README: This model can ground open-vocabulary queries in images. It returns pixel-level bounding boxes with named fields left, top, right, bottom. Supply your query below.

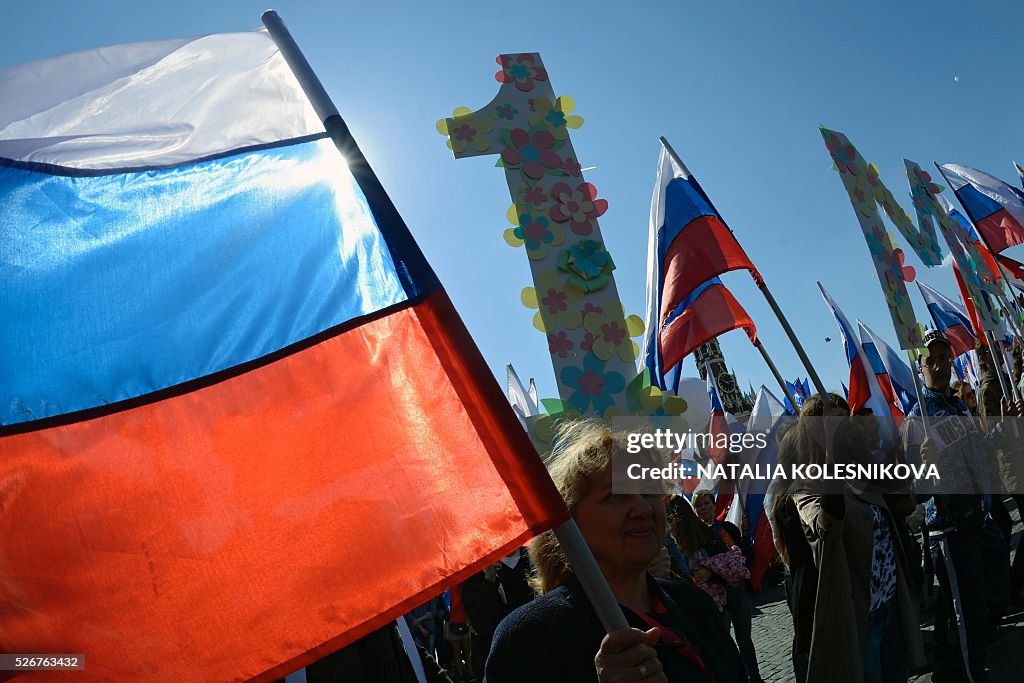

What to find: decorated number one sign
left=438, top=54, right=692, bottom=437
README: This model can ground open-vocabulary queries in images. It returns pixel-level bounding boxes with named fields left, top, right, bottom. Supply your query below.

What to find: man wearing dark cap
left=902, top=329, right=1021, bottom=682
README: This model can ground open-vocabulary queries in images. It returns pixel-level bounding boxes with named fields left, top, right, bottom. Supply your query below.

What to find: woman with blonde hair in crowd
left=485, top=419, right=745, bottom=682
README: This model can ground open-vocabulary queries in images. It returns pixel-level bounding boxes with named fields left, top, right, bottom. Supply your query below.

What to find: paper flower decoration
left=436, top=106, right=494, bottom=154
left=892, top=248, right=916, bottom=282
left=530, top=400, right=583, bottom=447
left=547, top=331, right=574, bottom=359
left=516, top=184, right=549, bottom=210
left=865, top=163, right=882, bottom=194
left=583, top=310, right=644, bottom=363
left=580, top=331, right=596, bottom=354
left=494, top=103, right=519, bottom=121
left=561, top=354, right=626, bottom=415
left=911, top=166, right=943, bottom=196
left=529, top=96, right=584, bottom=140
left=521, top=271, right=583, bottom=332
left=852, top=185, right=869, bottom=207
left=494, top=54, right=548, bottom=92
left=866, top=223, right=889, bottom=259
left=911, top=184, right=932, bottom=215
left=647, top=391, right=689, bottom=420
left=500, top=129, right=562, bottom=180
left=560, top=155, right=583, bottom=178
left=512, top=212, right=565, bottom=261
left=624, top=370, right=690, bottom=423
left=558, top=239, right=615, bottom=293
left=548, top=182, right=608, bottom=236
left=824, top=130, right=858, bottom=175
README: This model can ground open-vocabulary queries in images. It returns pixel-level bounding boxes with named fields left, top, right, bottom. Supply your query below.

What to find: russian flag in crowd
left=917, top=281, right=978, bottom=357
left=954, top=350, right=980, bottom=387
left=938, top=163, right=1024, bottom=254
left=0, top=32, right=568, bottom=681
left=857, top=328, right=906, bottom=425
left=642, top=142, right=758, bottom=389
left=739, top=387, right=788, bottom=590
left=818, top=284, right=895, bottom=438
left=997, top=253, right=1024, bottom=293
left=858, top=321, right=917, bottom=414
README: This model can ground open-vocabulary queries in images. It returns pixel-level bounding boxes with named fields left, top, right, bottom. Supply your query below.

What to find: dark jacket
left=306, top=623, right=419, bottom=683
left=463, top=551, right=534, bottom=682
left=773, top=495, right=817, bottom=656
left=462, top=551, right=533, bottom=641
left=485, top=574, right=745, bottom=682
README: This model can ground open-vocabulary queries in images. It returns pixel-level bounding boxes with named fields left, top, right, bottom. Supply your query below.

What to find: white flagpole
left=261, top=10, right=631, bottom=634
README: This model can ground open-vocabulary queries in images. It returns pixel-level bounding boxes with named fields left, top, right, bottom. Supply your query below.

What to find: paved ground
left=747, top=504, right=1024, bottom=682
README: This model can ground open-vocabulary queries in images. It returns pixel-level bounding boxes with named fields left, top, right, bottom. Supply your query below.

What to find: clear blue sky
left=4, top=1, right=1023, bottom=406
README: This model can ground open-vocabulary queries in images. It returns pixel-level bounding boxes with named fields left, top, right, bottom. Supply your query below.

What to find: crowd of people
left=288, top=328, right=1022, bottom=683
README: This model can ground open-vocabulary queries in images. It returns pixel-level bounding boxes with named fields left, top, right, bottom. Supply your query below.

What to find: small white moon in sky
left=954, top=75, right=960, bottom=82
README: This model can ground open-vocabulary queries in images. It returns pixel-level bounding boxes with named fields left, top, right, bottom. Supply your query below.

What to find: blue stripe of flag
left=955, top=184, right=1003, bottom=222
left=656, top=177, right=720, bottom=267
left=926, top=302, right=972, bottom=335
left=1, top=137, right=423, bottom=425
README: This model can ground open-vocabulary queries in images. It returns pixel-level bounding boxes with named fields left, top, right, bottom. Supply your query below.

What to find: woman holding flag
left=485, top=420, right=745, bottom=682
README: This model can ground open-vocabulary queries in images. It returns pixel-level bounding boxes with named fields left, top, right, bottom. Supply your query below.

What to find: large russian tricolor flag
left=917, top=281, right=978, bottom=357
left=642, top=143, right=758, bottom=388
left=0, top=32, right=567, bottom=682
left=938, top=163, right=1024, bottom=253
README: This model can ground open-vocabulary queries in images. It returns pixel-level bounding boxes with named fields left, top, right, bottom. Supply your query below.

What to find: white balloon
left=674, top=377, right=712, bottom=432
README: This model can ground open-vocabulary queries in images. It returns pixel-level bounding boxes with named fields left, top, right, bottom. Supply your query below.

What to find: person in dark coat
left=462, top=548, right=533, bottom=681
left=903, top=331, right=1021, bottom=682
left=304, top=621, right=453, bottom=683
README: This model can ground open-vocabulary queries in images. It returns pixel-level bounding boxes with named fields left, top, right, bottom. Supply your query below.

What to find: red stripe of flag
left=660, top=284, right=757, bottom=372
left=974, top=209, right=1024, bottom=254
left=660, top=215, right=757, bottom=325
left=953, top=261, right=986, bottom=343
left=0, top=291, right=569, bottom=682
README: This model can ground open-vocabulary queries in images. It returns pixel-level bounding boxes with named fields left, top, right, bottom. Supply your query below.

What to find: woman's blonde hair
left=527, top=419, right=657, bottom=595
